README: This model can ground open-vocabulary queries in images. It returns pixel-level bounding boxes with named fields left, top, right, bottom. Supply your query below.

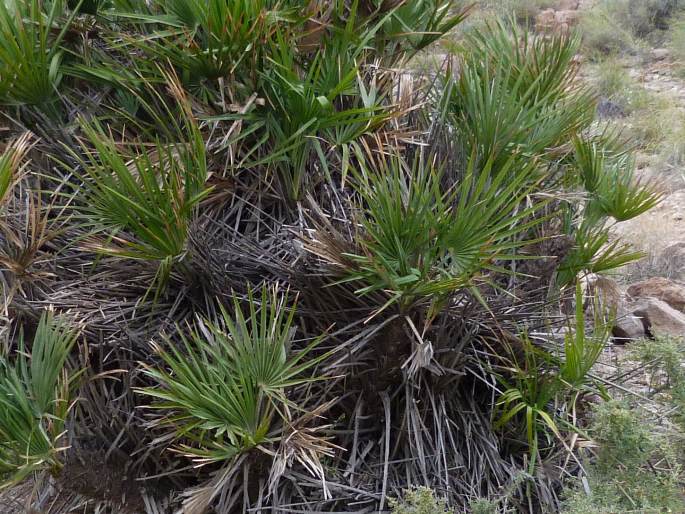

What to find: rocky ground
left=534, top=0, right=685, bottom=345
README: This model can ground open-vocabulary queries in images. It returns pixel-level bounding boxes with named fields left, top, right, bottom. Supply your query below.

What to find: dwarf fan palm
left=65, top=78, right=210, bottom=287
left=0, top=133, right=33, bottom=207
left=337, top=151, right=547, bottom=313
left=0, top=311, right=81, bottom=489
left=0, top=0, right=80, bottom=107
left=139, top=286, right=329, bottom=465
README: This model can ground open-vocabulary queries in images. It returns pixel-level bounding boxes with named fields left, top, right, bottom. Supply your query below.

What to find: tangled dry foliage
left=0, top=1, right=665, bottom=513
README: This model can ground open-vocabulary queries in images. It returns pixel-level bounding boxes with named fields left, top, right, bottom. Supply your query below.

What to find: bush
left=578, top=4, right=634, bottom=56
left=0, top=312, right=81, bottom=489
left=671, top=15, right=685, bottom=76
left=562, top=401, right=685, bottom=513
left=0, top=3, right=660, bottom=513
left=390, top=487, right=453, bottom=514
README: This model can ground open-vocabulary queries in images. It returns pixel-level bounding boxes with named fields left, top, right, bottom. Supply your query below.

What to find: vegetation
left=390, top=487, right=453, bottom=514
left=563, top=337, right=685, bottom=513
left=0, top=1, right=666, bottom=513
left=0, top=311, right=81, bottom=489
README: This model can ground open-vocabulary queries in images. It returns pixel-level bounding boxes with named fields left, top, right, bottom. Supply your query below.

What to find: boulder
left=584, top=275, right=623, bottom=311
left=536, top=9, right=557, bottom=31
left=627, top=277, right=685, bottom=312
left=658, top=242, right=685, bottom=281
left=555, top=10, right=581, bottom=26
left=612, top=312, right=646, bottom=343
left=536, top=9, right=581, bottom=33
left=556, top=0, right=580, bottom=9
left=632, top=298, right=685, bottom=338
left=651, top=48, right=670, bottom=61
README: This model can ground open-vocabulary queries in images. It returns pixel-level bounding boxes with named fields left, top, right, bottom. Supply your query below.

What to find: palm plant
left=335, top=150, right=546, bottom=312
left=253, top=30, right=389, bottom=201
left=445, top=20, right=595, bottom=171
left=496, top=284, right=611, bottom=467
left=556, top=138, right=662, bottom=285
left=139, top=286, right=328, bottom=465
left=121, top=0, right=301, bottom=89
left=573, top=137, right=662, bottom=223
left=0, top=2, right=664, bottom=511
left=560, top=283, right=611, bottom=388
left=377, top=0, right=469, bottom=55
left=0, top=0, right=79, bottom=107
left=0, top=311, right=81, bottom=489
left=65, top=80, right=210, bottom=286
left=495, top=336, right=563, bottom=468
left=557, top=224, right=644, bottom=286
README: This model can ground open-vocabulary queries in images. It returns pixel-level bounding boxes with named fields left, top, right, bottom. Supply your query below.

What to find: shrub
left=578, top=7, right=634, bottom=57
left=672, top=16, right=685, bottom=76
left=0, top=3, right=661, bottom=513
left=562, top=401, right=685, bottom=513
left=65, top=80, right=210, bottom=288
left=0, top=0, right=81, bottom=109
left=0, top=133, right=32, bottom=207
left=390, top=487, right=453, bottom=514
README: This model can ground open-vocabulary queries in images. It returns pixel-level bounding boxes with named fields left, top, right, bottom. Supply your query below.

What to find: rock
left=584, top=274, right=623, bottom=310
left=556, top=0, right=580, bottom=9
left=659, top=242, right=685, bottom=280
left=627, top=277, right=685, bottom=312
left=651, top=48, right=670, bottom=61
left=632, top=298, right=685, bottom=338
left=612, top=312, right=646, bottom=343
left=536, top=9, right=557, bottom=31
left=555, top=10, right=580, bottom=26
left=536, top=9, right=579, bottom=33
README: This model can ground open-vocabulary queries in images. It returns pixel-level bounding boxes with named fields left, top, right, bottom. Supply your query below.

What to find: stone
left=555, top=10, right=580, bottom=26
left=627, top=277, right=685, bottom=312
left=584, top=275, right=624, bottom=311
left=658, top=242, right=685, bottom=281
left=556, top=0, right=580, bottom=9
left=632, top=298, right=685, bottom=338
left=537, top=9, right=581, bottom=33
left=536, top=9, right=557, bottom=32
left=651, top=48, right=670, bottom=61
left=612, top=312, right=646, bottom=343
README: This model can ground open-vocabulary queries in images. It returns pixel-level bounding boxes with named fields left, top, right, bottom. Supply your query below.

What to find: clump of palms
left=0, top=3, right=663, bottom=513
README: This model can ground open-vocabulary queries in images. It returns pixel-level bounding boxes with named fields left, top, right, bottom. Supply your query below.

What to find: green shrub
left=579, top=0, right=684, bottom=57
left=0, top=133, right=32, bottom=208
left=671, top=16, right=685, bottom=76
left=578, top=8, right=634, bottom=57
left=139, top=286, right=328, bottom=465
left=66, top=81, right=210, bottom=288
left=631, top=337, right=685, bottom=428
left=0, top=3, right=663, bottom=512
left=390, top=487, right=453, bottom=514
left=562, top=401, right=685, bottom=513
left=0, top=0, right=76, bottom=107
